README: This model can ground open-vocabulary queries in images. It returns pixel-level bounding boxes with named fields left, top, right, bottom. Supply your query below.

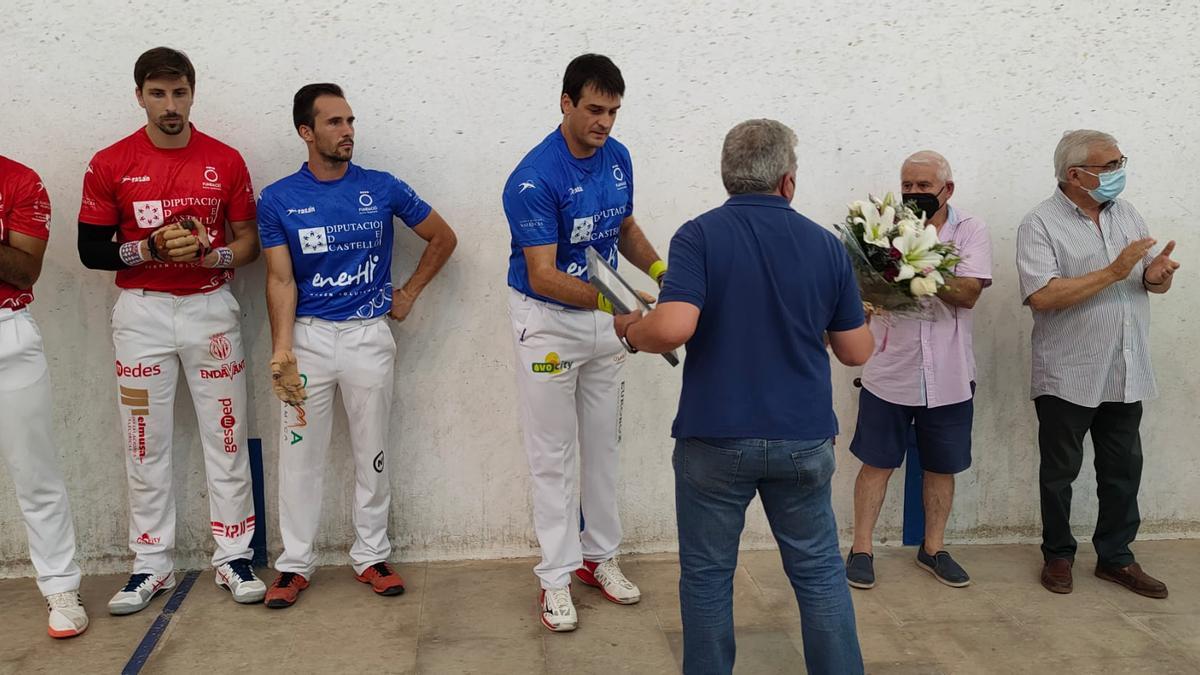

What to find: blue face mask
left=1081, top=167, right=1126, bottom=203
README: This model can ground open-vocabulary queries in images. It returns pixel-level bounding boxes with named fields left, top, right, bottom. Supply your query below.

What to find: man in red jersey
left=77, top=47, right=266, bottom=615
left=0, top=154, right=89, bottom=638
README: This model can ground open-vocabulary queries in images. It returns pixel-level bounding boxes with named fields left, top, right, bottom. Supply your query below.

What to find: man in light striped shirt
left=1017, top=130, right=1180, bottom=600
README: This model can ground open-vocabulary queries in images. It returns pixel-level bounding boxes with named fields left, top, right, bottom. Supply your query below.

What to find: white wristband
left=119, top=241, right=147, bottom=267
left=211, top=246, right=234, bottom=268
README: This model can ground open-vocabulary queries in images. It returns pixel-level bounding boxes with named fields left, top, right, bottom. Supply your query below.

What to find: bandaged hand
left=270, top=350, right=308, bottom=406
left=152, top=219, right=208, bottom=263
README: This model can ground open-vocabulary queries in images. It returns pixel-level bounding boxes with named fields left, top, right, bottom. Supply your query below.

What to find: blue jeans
left=674, top=437, right=863, bottom=675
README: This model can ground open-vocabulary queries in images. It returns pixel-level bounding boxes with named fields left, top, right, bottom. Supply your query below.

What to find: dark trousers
left=1034, top=395, right=1143, bottom=566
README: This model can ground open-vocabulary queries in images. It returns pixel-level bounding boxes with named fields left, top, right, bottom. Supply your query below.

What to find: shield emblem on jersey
left=133, top=200, right=165, bottom=229
left=570, top=216, right=595, bottom=244
left=299, top=227, right=328, bottom=254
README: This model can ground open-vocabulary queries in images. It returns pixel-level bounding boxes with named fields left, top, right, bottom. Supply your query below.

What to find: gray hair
left=1054, top=129, right=1118, bottom=182
left=902, top=150, right=953, bottom=182
left=721, top=119, right=798, bottom=195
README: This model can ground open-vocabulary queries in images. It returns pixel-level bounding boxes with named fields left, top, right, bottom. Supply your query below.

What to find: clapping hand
left=1144, top=240, right=1180, bottom=285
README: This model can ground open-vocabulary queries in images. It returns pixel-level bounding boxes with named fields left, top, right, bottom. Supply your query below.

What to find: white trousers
left=111, top=287, right=254, bottom=575
left=508, top=289, right=626, bottom=590
left=0, top=309, right=81, bottom=595
left=275, top=316, right=396, bottom=578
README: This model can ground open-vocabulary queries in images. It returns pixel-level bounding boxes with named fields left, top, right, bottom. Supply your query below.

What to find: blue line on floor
left=121, top=569, right=200, bottom=675
left=248, top=437, right=268, bottom=566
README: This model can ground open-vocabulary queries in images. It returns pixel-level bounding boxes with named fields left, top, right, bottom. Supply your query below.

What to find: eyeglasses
left=1074, top=156, right=1128, bottom=172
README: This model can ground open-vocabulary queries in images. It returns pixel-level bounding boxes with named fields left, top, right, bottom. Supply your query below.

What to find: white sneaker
left=539, top=586, right=578, bottom=632
left=215, top=558, right=267, bottom=604
left=108, top=572, right=176, bottom=616
left=576, top=558, right=641, bottom=605
left=46, top=591, right=88, bottom=638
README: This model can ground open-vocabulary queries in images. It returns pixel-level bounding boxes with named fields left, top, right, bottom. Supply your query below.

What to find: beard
left=155, top=115, right=186, bottom=136
left=318, top=139, right=353, bottom=163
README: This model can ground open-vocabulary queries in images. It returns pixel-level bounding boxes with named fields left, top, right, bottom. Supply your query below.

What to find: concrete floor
left=0, top=540, right=1197, bottom=674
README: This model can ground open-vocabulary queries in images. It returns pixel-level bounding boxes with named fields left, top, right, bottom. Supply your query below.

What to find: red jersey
left=79, top=124, right=257, bottom=295
left=0, top=155, right=51, bottom=311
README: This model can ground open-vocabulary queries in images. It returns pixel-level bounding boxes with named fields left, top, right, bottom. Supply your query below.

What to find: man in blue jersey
left=502, top=54, right=667, bottom=632
left=258, top=83, right=457, bottom=608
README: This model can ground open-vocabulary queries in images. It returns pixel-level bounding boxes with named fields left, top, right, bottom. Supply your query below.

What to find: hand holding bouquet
left=837, top=193, right=960, bottom=318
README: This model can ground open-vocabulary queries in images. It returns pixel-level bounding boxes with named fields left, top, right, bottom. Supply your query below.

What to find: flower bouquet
left=836, top=193, right=960, bottom=318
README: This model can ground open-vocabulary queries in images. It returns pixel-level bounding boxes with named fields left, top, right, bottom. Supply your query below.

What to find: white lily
left=892, top=224, right=944, bottom=281
left=859, top=202, right=895, bottom=248
left=895, top=216, right=921, bottom=238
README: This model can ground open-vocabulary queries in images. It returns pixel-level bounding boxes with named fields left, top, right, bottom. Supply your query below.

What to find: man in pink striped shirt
left=844, top=151, right=993, bottom=590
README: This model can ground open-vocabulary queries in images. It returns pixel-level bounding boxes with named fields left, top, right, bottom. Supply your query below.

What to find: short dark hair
left=293, top=83, right=345, bottom=131
left=134, top=47, right=195, bottom=90
left=562, top=54, right=624, bottom=105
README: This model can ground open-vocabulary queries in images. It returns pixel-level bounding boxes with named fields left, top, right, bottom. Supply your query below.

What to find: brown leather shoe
left=1095, top=562, right=1168, bottom=599
left=1041, top=558, right=1073, bottom=594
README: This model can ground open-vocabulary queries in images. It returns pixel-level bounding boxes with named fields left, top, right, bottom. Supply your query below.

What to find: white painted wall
left=2, top=0, right=1197, bottom=577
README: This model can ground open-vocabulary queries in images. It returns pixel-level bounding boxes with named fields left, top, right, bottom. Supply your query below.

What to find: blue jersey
left=502, top=128, right=634, bottom=306
left=258, top=162, right=431, bottom=320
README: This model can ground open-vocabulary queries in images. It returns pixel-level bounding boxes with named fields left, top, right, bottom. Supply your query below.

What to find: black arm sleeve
left=78, top=223, right=129, bottom=271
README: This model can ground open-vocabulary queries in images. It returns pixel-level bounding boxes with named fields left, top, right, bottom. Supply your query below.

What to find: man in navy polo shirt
left=258, top=83, right=457, bottom=608
left=616, top=119, right=874, bottom=674
left=502, top=54, right=667, bottom=633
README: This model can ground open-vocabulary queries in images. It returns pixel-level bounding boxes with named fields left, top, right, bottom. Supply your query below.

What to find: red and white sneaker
left=215, top=558, right=267, bottom=604
left=46, top=592, right=88, bottom=638
left=107, top=572, right=175, bottom=616
left=575, top=558, right=640, bottom=605
left=355, top=562, right=406, bottom=596
left=539, top=586, right=578, bottom=632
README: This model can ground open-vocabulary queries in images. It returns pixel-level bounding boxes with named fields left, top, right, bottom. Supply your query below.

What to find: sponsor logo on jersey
left=570, top=216, right=595, bottom=244
left=286, top=206, right=316, bottom=216
left=115, top=360, right=162, bottom=378
left=202, top=166, right=222, bottom=191
left=564, top=242, right=618, bottom=278
left=209, top=333, right=232, bottom=360
left=569, top=207, right=626, bottom=244
left=532, top=351, right=573, bottom=374
left=134, top=200, right=165, bottom=229
left=218, top=397, right=238, bottom=454
left=312, top=255, right=379, bottom=288
left=568, top=185, right=584, bottom=196
left=200, top=359, right=245, bottom=380
left=358, top=190, right=378, bottom=214
left=518, top=180, right=536, bottom=193
left=612, top=164, right=627, bottom=190
left=121, top=175, right=151, bottom=183
left=212, top=515, right=255, bottom=538
left=299, top=222, right=383, bottom=255
left=0, top=293, right=34, bottom=310
left=299, top=226, right=328, bottom=254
